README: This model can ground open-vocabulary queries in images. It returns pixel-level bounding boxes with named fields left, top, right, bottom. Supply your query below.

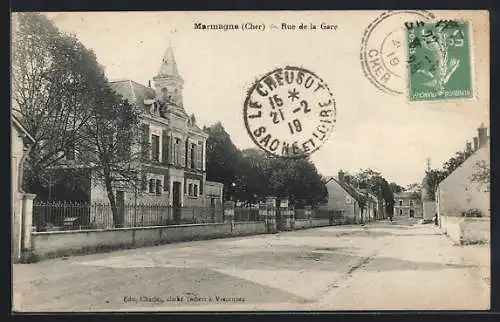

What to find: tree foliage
left=204, top=124, right=327, bottom=205
left=13, top=13, right=104, bottom=195
left=424, top=148, right=475, bottom=201
left=470, top=160, right=490, bottom=192
left=12, top=13, right=142, bottom=227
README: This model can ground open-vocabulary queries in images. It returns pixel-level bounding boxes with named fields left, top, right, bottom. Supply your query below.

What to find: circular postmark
left=243, top=66, right=336, bottom=159
left=360, top=10, right=436, bottom=95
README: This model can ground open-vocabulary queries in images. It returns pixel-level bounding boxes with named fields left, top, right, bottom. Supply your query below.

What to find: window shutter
left=162, top=130, right=169, bottom=164
left=197, top=142, right=202, bottom=170
left=180, top=139, right=186, bottom=167
left=186, top=140, right=192, bottom=168
left=140, top=124, right=150, bottom=162
left=169, top=135, right=173, bottom=164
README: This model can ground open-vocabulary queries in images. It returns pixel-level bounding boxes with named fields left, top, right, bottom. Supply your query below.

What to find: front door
left=172, top=182, right=181, bottom=224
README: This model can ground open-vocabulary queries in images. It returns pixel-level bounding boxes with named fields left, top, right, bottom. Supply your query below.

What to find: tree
left=13, top=13, right=144, bottom=227
left=78, top=86, right=142, bottom=227
left=12, top=13, right=102, bottom=197
left=423, top=169, right=447, bottom=201
left=204, top=122, right=241, bottom=200
left=443, top=151, right=468, bottom=174
left=470, top=160, right=490, bottom=192
left=389, top=182, right=404, bottom=194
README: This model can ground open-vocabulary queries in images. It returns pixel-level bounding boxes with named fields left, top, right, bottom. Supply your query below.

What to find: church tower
left=153, top=47, right=185, bottom=111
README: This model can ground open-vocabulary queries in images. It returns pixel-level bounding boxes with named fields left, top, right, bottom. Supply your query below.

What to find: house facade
left=324, top=171, right=378, bottom=223
left=436, top=124, right=490, bottom=219
left=393, top=191, right=423, bottom=219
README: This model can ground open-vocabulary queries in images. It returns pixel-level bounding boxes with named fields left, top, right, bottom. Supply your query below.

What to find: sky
left=37, top=11, right=489, bottom=187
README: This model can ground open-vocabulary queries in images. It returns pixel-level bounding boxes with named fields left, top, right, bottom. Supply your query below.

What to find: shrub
left=461, top=208, right=483, bottom=218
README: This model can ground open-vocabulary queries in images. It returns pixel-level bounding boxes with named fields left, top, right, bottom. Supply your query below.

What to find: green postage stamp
left=406, top=20, right=473, bottom=101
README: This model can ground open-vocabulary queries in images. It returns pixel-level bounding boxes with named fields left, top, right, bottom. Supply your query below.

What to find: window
left=410, top=200, right=414, bottom=207
left=399, top=209, right=402, bottom=215
left=149, top=179, right=155, bottom=193
left=151, top=135, right=160, bottom=162
left=156, top=179, right=162, bottom=195
left=399, top=200, right=403, bottom=206
left=193, top=184, right=198, bottom=197
left=188, top=183, right=193, bottom=196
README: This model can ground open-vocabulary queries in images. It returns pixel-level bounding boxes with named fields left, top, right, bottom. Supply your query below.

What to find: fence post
left=305, top=205, right=312, bottom=226
left=280, top=198, right=291, bottom=231
left=265, top=196, right=277, bottom=233
left=224, top=201, right=235, bottom=232
left=21, top=193, right=37, bottom=261
left=259, top=202, right=267, bottom=225
left=290, top=204, right=295, bottom=230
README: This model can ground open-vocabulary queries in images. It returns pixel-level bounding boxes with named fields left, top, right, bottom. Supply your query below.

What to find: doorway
left=172, top=181, right=181, bottom=224
left=410, top=209, right=415, bottom=218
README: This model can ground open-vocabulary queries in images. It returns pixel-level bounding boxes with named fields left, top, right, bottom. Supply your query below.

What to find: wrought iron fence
left=32, top=201, right=224, bottom=232
left=234, top=207, right=262, bottom=222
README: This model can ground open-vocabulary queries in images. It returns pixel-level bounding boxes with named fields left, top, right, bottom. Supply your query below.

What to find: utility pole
left=426, top=158, right=431, bottom=171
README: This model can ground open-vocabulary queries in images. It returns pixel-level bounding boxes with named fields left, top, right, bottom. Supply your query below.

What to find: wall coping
left=234, top=221, right=265, bottom=224
left=32, top=222, right=229, bottom=236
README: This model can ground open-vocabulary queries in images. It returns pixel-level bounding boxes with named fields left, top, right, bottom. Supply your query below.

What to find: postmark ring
left=360, top=10, right=436, bottom=95
left=243, top=66, right=336, bottom=159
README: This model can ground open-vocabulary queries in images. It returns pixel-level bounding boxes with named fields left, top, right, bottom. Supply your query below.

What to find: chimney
left=338, top=170, right=345, bottom=182
left=466, top=141, right=472, bottom=154
left=478, top=123, right=488, bottom=148
left=473, top=137, right=479, bottom=151
left=148, top=80, right=151, bottom=88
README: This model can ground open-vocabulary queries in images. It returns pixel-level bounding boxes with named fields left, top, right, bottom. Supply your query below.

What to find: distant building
left=323, top=171, right=379, bottom=223
left=436, top=123, right=490, bottom=219
left=393, top=191, right=422, bottom=218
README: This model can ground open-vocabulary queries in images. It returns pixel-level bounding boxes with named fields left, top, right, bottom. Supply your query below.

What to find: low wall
left=293, top=219, right=312, bottom=230
left=461, top=217, right=490, bottom=245
left=310, top=218, right=331, bottom=227
left=32, top=223, right=232, bottom=259
left=233, top=221, right=267, bottom=236
left=442, top=216, right=490, bottom=245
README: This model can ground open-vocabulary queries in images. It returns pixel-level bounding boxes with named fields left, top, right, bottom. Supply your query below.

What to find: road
left=12, top=218, right=490, bottom=311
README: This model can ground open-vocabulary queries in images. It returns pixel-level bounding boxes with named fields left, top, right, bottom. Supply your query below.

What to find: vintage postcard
left=11, top=10, right=490, bottom=312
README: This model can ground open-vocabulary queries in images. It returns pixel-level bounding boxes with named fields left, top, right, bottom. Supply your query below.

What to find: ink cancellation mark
left=244, top=66, right=336, bottom=159
left=406, top=20, right=473, bottom=101
left=360, top=10, right=435, bottom=95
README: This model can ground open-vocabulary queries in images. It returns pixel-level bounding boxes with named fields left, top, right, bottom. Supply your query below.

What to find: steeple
left=157, top=46, right=180, bottom=78
left=153, top=45, right=185, bottom=110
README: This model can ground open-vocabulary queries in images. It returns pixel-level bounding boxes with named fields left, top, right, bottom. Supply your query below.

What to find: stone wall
left=441, top=215, right=490, bottom=245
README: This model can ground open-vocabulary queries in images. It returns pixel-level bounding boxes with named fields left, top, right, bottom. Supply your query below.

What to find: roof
left=394, top=191, right=420, bottom=199
left=12, top=114, right=35, bottom=143
left=109, top=80, right=156, bottom=111
left=157, top=47, right=182, bottom=79
left=325, top=176, right=368, bottom=204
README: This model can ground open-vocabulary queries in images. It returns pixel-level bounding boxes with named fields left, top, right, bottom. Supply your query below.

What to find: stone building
left=57, top=46, right=223, bottom=209
left=436, top=123, right=490, bottom=244
left=393, top=191, right=422, bottom=219
left=323, top=171, right=379, bottom=223
left=436, top=123, right=490, bottom=219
